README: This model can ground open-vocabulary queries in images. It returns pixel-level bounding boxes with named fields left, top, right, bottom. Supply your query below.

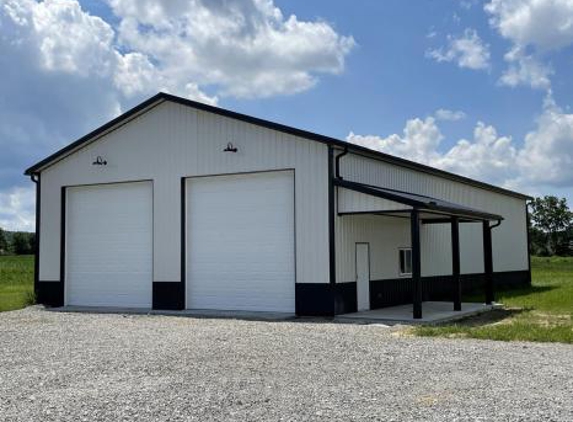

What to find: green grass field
left=415, top=256, right=573, bottom=344
left=0, top=255, right=35, bottom=312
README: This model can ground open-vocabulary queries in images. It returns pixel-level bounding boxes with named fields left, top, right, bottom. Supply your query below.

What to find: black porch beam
left=422, top=218, right=475, bottom=225
left=451, top=217, right=461, bottom=311
left=482, top=221, right=494, bottom=305
left=411, top=210, right=422, bottom=319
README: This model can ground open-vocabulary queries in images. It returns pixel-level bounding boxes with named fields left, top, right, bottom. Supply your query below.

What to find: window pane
left=399, top=250, right=405, bottom=274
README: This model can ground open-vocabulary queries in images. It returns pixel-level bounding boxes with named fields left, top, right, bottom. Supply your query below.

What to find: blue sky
left=1, top=0, right=573, bottom=230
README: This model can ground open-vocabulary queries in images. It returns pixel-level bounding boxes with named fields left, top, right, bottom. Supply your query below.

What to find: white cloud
left=348, top=117, right=444, bottom=165
left=347, top=94, right=573, bottom=195
left=427, top=28, right=490, bottom=70
left=485, top=0, right=573, bottom=51
left=498, top=47, right=553, bottom=89
left=0, top=0, right=354, bottom=230
left=107, top=0, right=355, bottom=99
left=434, top=108, right=467, bottom=121
left=434, top=122, right=518, bottom=183
left=517, top=93, right=573, bottom=186
left=0, top=186, right=35, bottom=232
left=485, top=0, right=573, bottom=89
left=347, top=118, right=516, bottom=186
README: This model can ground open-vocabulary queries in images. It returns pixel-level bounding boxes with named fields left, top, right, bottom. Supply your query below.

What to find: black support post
left=451, top=217, right=461, bottom=311
left=482, top=221, right=494, bottom=305
left=411, top=210, right=422, bottom=319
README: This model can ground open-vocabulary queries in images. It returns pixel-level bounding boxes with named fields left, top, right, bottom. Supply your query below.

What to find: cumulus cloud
left=434, top=108, right=467, bottom=121
left=485, top=0, right=573, bottom=89
left=485, top=0, right=573, bottom=51
left=426, top=28, right=490, bottom=70
left=348, top=117, right=444, bottom=165
left=517, top=93, right=573, bottom=187
left=348, top=117, right=516, bottom=186
left=498, top=47, right=553, bottom=89
left=347, top=94, right=573, bottom=194
left=0, top=0, right=354, bottom=230
left=108, top=0, right=355, bottom=99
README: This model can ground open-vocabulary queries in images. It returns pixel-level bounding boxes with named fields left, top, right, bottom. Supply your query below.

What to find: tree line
left=529, top=196, right=573, bottom=256
left=0, top=229, right=35, bottom=255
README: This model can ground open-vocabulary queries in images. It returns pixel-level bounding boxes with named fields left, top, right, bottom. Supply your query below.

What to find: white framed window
left=399, top=248, right=412, bottom=276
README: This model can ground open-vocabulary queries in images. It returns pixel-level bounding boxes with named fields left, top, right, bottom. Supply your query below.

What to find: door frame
left=182, top=169, right=296, bottom=311
left=355, top=242, right=371, bottom=311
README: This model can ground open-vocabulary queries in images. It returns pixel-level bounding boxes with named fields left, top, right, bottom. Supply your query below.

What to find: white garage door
left=66, top=181, right=153, bottom=308
left=186, top=171, right=295, bottom=312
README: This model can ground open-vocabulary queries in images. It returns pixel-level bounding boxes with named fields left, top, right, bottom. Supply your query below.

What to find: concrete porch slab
left=336, top=301, right=502, bottom=325
left=49, top=306, right=296, bottom=321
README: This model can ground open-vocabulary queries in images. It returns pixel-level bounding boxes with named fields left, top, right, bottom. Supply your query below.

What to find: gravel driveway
left=1, top=307, right=572, bottom=422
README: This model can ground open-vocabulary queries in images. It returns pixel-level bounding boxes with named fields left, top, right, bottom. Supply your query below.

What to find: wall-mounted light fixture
left=223, top=142, right=238, bottom=153
left=92, top=156, right=107, bottom=166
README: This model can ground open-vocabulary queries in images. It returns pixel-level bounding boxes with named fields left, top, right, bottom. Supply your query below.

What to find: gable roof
left=24, top=92, right=531, bottom=200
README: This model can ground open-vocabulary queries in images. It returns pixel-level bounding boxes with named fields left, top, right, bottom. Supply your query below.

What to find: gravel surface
left=1, top=306, right=572, bottom=422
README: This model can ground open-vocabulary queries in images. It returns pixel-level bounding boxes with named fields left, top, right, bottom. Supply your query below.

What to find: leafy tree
left=12, top=232, right=34, bottom=255
left=0, top=227, right=7, bottom=254
left=529, top=196, right=573, bottom=256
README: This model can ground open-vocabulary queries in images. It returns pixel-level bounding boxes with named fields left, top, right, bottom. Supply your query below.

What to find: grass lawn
left=415, top=256, right=573, bottom=344
left=0, top=255, right=35, bottom=312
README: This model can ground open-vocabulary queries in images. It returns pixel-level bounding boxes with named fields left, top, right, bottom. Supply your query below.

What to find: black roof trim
left=24, top=92, right=531, bottom=200
left=335, top=178, right=503, bottom=221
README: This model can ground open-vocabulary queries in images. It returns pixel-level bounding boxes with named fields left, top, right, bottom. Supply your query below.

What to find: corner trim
left=525, top=201, right=533, bottom=286
left=328, top=146, right=336, bottom=287
left=32, top=174, right=41, bottom=298
left=60, top=186, right=66, bottom=305
left=180, top=177, right=186, bottom=309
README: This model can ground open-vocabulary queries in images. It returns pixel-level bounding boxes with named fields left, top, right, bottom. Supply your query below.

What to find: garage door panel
left=186, top=171, right=295, bottom=313
left=66, top=182, right=152, bottom=308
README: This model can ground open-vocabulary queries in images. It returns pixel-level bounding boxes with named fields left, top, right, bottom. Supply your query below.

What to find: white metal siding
left=186, top=171, right=295, bottom=312
left=335, top=214, right=411, bottom=282
left=335, top=153, right=528, bottom=281
left=38, top=102, right=329, bottom=286
left=337, top=188, right=411, bottom=213
left=65, top=182, right=153, bottom=307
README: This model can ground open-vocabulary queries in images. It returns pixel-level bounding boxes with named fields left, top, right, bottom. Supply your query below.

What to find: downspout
left=525, top=200, right=533, bottom=286
left=30, top=173, right=40, bottom=301
left=484, top=218, right=502, bottom=305
left=335, top=146, right=348, bottom=180
left=328, top=146, right=348, bottom=315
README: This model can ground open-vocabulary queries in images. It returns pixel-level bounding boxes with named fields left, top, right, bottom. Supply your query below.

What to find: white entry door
left=186, top=171, right=295, bottom=312
left=66, top=181, right=153, bottom=308
left=356, top=243, right=370, bottom=311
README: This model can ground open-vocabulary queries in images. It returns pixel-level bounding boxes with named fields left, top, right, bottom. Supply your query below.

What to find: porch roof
left=334, top=179, right=503, bottom=222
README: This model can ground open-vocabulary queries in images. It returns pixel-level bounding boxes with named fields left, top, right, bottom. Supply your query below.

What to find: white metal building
left=26, top=93, right=531, bottom=317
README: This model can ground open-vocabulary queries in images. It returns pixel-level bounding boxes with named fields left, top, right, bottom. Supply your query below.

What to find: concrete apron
left=336, top=301, right=503, bottom=325
left=48, top=306, right=296, bottom=322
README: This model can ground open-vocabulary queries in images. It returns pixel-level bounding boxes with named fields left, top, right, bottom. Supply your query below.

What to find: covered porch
left=335, top=179, right=503, bottom=319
